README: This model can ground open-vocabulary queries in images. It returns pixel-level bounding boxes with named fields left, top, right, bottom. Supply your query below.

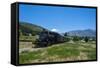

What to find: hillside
left=19, top=22, right=47, bottom=36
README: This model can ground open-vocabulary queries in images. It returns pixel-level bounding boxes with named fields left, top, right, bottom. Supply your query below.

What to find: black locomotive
left=34, top=29, right=65, bottom=47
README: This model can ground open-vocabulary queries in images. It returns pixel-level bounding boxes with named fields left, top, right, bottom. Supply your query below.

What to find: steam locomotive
left=35, top=29, right=65, bottom=47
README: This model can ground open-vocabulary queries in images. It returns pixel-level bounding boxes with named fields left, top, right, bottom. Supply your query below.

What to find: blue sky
left=19, top=4, right=96, bottom=33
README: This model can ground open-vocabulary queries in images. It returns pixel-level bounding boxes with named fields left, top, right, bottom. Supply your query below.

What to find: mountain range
left=66, top=29, right=96, bottom=37
left=19, top=22, right=96, bottom=37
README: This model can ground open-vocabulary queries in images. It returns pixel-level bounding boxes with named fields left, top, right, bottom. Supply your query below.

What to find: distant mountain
left=65, top=29, right=96, bottom=37
left=19, top=22, right=48, bottom=36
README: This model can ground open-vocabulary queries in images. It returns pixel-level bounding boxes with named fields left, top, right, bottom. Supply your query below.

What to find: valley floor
left=19, top=41, right=96, bottom=64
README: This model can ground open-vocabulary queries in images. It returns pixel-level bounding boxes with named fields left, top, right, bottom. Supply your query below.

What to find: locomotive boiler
left=35, top=29, right=65, bottom=47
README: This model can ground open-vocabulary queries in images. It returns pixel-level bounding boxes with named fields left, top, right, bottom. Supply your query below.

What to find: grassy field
left=19, top=41, right=96, bottom=64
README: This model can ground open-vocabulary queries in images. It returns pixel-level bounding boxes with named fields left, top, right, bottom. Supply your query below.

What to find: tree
left=84, top=37, right=89, bottom=42
left=64, top=37, right=70, bottom=42
left=80, top=37, right=84, bottom=40
left=64, top=32, right=68, bottom=36
left=73, top=36, right=80, bottom=42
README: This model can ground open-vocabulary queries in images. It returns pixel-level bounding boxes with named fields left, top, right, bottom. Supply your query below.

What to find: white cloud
left=51, top=28, right=58, bottom=32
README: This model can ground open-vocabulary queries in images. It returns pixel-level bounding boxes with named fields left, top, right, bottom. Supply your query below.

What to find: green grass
left=19, top=50, right=43, bottom=63
left=19, top=41, right=96, bottom=64
left=46, top=43, right=80, bottom=57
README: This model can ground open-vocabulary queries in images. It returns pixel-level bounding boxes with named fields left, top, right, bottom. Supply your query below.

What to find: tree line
left=64, top=33, right=96, bottom=42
